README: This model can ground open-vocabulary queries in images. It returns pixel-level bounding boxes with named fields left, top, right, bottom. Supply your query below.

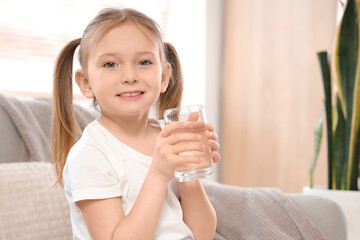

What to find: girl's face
left=76, top=22, right=171, bottom=121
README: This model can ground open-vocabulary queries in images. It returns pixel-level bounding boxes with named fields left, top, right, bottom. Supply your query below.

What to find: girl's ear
left=75, top=70, right=95, bottom=98
left=161, top=62, right=172, bottom=93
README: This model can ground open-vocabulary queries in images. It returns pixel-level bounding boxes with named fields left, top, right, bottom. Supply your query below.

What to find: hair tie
left=78, top=38, right=82, bottom=45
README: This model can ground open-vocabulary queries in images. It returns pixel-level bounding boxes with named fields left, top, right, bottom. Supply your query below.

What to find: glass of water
left=163, top=105, right=214, bottom=182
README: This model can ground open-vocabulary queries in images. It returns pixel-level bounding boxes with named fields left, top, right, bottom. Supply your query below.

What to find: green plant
left=310, top=0, right=360, bottom=190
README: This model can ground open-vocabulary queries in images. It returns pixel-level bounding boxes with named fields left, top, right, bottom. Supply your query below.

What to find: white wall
left=205, top=0, right=224, bottom=181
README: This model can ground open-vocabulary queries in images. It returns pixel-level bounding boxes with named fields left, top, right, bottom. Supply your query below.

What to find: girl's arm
left=77, top=170, right=169, bottom=240
left=180, top=180, right=217, bottom=239
left=77, top=122, right=207, bottom=240
left=180, top=124, right=221, bottom=239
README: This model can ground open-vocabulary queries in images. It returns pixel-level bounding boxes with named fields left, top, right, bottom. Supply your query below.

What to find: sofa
left=0, top=94, right=347, bottom=240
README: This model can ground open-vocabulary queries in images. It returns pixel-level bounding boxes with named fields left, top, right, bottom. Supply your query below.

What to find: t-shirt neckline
left=94, top=118, right=161, bottom=159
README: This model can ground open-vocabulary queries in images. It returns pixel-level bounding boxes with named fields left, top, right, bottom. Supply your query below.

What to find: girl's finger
left=171, top=142, right=206, bottom=155
left=161, top=121, right=207, bottom=138
left=166, top=132, right=202, bottom=145
left=206, top=123, right=214, bottom=131
left=208, top=139, right=220, bottom=152
left=187, top=112, right=199, bottom=122
left=207, top=131, right=218, bottom=141
left=211, top=151, right=221, bottom=164
left=173, top=155, right=206, bottom=169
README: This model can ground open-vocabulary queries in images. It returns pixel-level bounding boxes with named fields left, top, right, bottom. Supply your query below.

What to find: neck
left=98, top=110, right=161, bottom=157
left=98, top=112, right=151, bottom=139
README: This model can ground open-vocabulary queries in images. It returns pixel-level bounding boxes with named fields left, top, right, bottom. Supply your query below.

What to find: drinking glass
left=163, top=105, right=214, bottom=182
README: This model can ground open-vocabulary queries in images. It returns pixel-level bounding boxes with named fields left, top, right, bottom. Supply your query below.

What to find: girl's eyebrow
left=97, top=51, right=157, bottom=59
left=135, top=51, right=156, bottom=56
left=96, top=53, right=119, bottom=59
left=132, top=51, right=158, bottom=58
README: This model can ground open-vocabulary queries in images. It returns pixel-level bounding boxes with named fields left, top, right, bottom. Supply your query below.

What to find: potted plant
left=310, top=0, right=359, bottom=191
left=305, top=0, right=360, bottom=238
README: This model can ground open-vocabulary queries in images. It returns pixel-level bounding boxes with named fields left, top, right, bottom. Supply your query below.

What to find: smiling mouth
left=117, top=91, right=144, bottom=97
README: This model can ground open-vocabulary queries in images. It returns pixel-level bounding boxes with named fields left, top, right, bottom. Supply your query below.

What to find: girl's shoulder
left=71, top=119, right=112, bottom=154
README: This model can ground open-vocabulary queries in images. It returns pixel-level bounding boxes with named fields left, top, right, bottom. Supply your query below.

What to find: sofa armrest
left=287, top=194, right=347, bottom=240
left=0, top=162, right=72, bottom=239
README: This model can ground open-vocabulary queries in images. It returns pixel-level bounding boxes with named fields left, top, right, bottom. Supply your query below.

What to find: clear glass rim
left=163, top=104, right=204, bottom=115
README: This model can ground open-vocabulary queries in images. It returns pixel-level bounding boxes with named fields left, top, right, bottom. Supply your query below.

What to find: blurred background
left=0, top=0, right=341, bottom=192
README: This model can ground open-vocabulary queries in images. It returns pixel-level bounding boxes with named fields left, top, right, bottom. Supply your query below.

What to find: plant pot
left=303, top=186, right=360, bottom=240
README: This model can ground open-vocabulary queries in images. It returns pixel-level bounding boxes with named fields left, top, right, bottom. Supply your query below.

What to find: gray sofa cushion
left=0, top=162, right=72, bottom=239
left=203, top=181, right=346, bottom=240
left=0, top=94, right=97, bottom=163
left=0, top=104, right=20, bottom=163
left=0, top=162, right=347, bottom=240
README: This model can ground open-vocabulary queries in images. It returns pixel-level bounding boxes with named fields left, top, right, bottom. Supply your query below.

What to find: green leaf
left=310, top=108, right=324, bottom=188
left=333, top=0, right=359, bottom=119
left=347, top=41, right=360, bottom=190
left=333, top=98, right=346, bottom=189
left=318, top=51, right=333, bottom=189
left=332, top=0, right=360, bottom=190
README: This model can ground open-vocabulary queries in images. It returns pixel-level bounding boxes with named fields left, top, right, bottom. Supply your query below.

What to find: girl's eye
left=103, top=62, right=118, bottom=68
left=138, top=60, right=151, bottom=66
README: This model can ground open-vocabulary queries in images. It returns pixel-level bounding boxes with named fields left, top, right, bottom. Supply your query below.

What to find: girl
left=52, top=8, right=220, bottom=240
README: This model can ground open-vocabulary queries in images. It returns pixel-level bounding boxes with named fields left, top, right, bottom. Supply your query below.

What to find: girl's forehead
left=93, top=22, right=160, bottom=55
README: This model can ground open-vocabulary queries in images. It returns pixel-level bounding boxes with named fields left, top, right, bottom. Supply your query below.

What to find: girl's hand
left=188, top=112, right=221, bottom=163
left=151, top=121, right=208, bottom=182
left=206, top=124, right=221, bottom=164
left=187, top=112, right=221, bottom=164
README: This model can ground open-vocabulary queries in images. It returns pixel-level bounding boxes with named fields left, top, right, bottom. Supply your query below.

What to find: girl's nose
left=121, top=65, right=138, bottom=84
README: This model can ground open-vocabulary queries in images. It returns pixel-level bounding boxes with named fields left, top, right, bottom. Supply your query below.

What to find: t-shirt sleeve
left=65, top=141, right=126, bottom=203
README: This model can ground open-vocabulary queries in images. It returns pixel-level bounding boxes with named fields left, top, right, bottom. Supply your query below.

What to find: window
left=0, top=0, right=206, bottom=106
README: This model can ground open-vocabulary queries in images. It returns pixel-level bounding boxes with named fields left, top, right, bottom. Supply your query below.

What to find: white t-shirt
left=63, top=119, right=194, bottom=240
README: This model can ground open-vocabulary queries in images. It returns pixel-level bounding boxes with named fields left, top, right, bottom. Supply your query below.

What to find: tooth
left=120, top=92, right=141, bottom=97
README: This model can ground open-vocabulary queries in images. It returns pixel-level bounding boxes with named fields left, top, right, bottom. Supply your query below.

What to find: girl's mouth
left=117, top=91, right=144, bottom=100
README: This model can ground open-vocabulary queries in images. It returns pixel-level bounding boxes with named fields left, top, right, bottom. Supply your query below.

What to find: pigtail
left=52, top=38, right=81, bottom=186
left=157, top=42, right=184, bottom=119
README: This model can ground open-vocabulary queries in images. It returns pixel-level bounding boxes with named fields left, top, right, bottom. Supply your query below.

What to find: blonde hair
left=52, top=8, right=183, bottom=185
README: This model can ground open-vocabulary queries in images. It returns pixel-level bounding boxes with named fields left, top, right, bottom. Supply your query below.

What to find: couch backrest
left=0, top=104, right=20, bottom=163
left=0, top=94, right=98, bottom=164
